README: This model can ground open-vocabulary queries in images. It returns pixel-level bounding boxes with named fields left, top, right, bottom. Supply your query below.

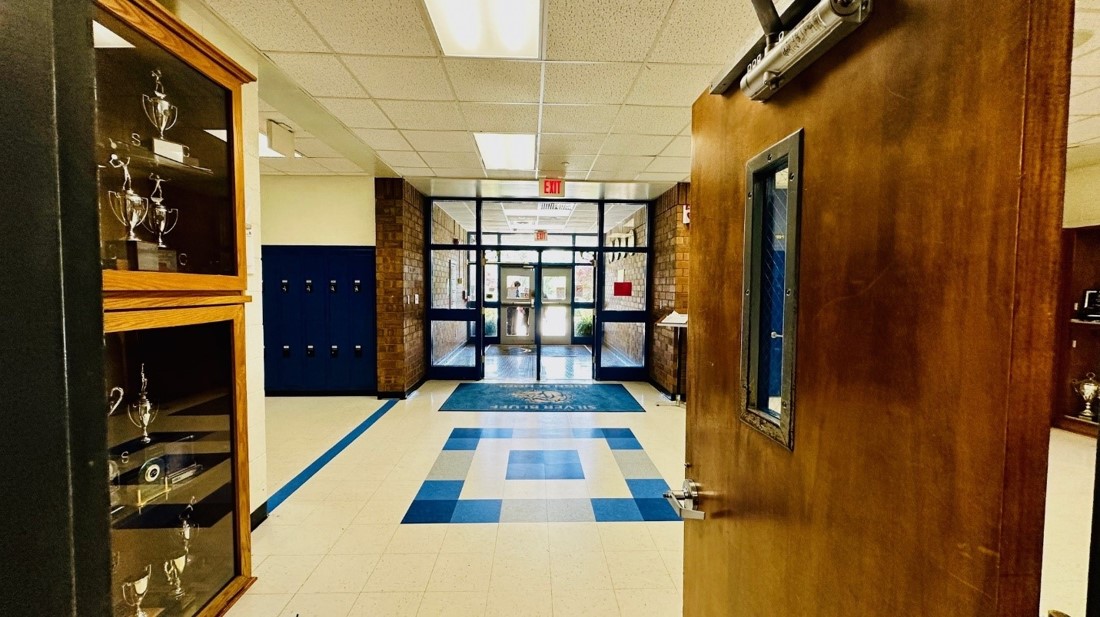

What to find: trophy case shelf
left=1053, top=226, right=1100, bottom=438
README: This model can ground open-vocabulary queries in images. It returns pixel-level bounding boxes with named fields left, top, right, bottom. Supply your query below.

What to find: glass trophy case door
left=501, top=267, right=535, bottom=346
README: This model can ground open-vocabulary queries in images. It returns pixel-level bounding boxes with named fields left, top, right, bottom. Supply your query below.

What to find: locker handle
left=305, top=279, right=313, bottom=293
left=280, top=280, right=288, bottom=293
left=330, top=280, right=337, bottom=293
left=282, top=345, right=290, bottom=358
left=354, top=345, right=363, bottom=358
left=306, top=344, right=315, bottom=357
left=331, top=345, right=339, bottom=358
left=353, top=280, right=362, bottom=293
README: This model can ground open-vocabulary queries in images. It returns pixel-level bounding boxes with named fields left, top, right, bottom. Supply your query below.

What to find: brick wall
left=375, top=178, right=427, bottom=395
left=649, top=183, right=690, bottom=394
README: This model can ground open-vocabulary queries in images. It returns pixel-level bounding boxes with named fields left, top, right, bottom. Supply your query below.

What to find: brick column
left=648, top=182, right=690, bottom=396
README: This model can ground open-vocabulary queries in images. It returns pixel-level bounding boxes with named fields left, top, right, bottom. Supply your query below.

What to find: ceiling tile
left=444, top=59, right=542, bottom=103
left=613, top=105, right=690, bottom=135
left=461, top=103, right=540, bottom=133
left=1074, top=11, right=1100, bottom=60
left=1068, top=115, right=1100, bottom=145
left=1074, top=47, right=1100, bottom=76
left=315, top=158, right=365, bottom=173
left=422, top=151, right=483, bottom=168
left=541, top=104, right=620, bottom=134
left=344, top=56, right=454, bottom=101
left=207, top=0, right=328, bottom=52
left=600, top=134, right=674, bottom=156
left=591, top=155, right=654, bottom=172
left=263, top=156, right=333, bottom=174
left=432, top=168, right=487, bottom=179
left=293, top=0, right=436, bottom=56
left=376, top=100, right=466, bottom=130
left=660, top=135, right=692, bottom=157
left=293, top=137, right=341, bottom=158
left=317, top=98, right=393, bottom=129
left=393, top=167, right=436, bottom=177
left=636, top=171, right=688, bottom=182
left=1072, top=84, right=1100, bottom=116
left=587, top=171, right=636, bottom=182
left=265, top=53, right=366, bottom=98
left=628, top=63, right=723, bottom=107
left=545, top=0, right=673, bottom=62
left=544, top=63, right=642, bottom=104
left=402, top=130, right=476, bottom=152
left=486, top=170, right=539, bottom=180
left=646, top=156, right=691, bottom=173
left=649, top=0, right=758, bottom=64
left=1071, top=75, right=1100, bottom=97
left=377, top=150, right=428, bottom=168
left=354, top=128, right=413, bottom=151
left=259, top=98, right=277, bottom=112
left=539, top=154, right=596, bottom=174
left=540, top=133, right=607, bottom=156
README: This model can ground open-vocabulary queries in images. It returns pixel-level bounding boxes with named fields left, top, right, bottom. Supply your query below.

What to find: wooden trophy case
left=94, top=0, right=255, bottom=615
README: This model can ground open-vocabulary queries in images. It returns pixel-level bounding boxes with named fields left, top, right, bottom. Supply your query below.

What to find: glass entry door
left=500, top=266, right=535, bottom=346
left=540, top=267, right=573, bottom=345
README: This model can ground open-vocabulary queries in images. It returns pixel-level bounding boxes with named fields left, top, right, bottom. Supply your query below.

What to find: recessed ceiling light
left=424, top=0, right=541, bottom=59
left=475, top=133, right=535, bottom=170
left=93, top=21, right=135, bottom=49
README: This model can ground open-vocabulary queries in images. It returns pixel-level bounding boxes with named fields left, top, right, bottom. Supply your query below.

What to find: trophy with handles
left=127, top=364, right=158, bottom=443
left=1073, top=372, right=1100, bottom=420
left=107, top=155, right=149, bottom=241
left=142, top=70, right=191, bottom=164
left=164, top=552, right=188, bottom=601
left=121, top=565, right=151, bottom=617
left=142, top=174, right=178, bottom=248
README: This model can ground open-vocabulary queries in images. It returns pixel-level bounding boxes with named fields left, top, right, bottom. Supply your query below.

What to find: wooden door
left=684, top=1, right=1072, bottom=615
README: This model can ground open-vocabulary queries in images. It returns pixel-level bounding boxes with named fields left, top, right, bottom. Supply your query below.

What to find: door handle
left=306, top=344, right=315, bottom=357
left=305, top=279, right=313, bottom=293
left=664, top=479, right=705, bottom=520
left=353, top=280, right=361, bottom=293
left=280, top=280, right=288, bottom=293
left=330, top=280, right=337, bottom=293
left=770, top=331, right=783, bottom=339
left=330, top=345, right=339, bottom=358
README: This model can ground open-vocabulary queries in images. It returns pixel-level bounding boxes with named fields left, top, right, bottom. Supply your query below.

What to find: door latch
left=280, top=280, right=289, bottom=293
left=330, top=345, right=339, bottom=358
left=330, top=280, right=337, bottom=293
left=664, top=479, right=705, bottom=520
left=305, top=279, right=313, bottom=293
left=306, top=344, right=315, bottom=357
left=353, top=280, right=361, bottom=293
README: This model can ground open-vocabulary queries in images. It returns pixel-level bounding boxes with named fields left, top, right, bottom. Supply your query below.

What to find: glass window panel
left=575, top=235, right=598, bottom=247
left=431, top=250, right=470, bottom=309
left=574, top=265, right=594, bottom=303
left=542, top=306, right=570, bottom=337
left=575, top=250, right=596, bottom=265
left=543, top=275, right=569, bottom=301
left=601, top=322, right=645, bottom=367
left=485, top=249, right=500, bottom=263
left=503, top=305, right=533, bottom=337
left=500, top=249, right=538, bottom=263
left=431, top=321, right=476, bottom=366
left=602, top=252, right=647, bottom=311
left=753, top=166, right=789, bottom=419
left=603, top=203, right=648, bottom=248
left=504, top=274, right=532, bottom=300
left=573, top=308, right=594, bottom=337
left=483, top=234, right=499, bottom=245
left=484, top=308, right=499, bottom=337
left=542, top=249, right=573, bottom=263
left=431, top=201, right=475, bottom=245
left=484, top=264, right=499, bottom=302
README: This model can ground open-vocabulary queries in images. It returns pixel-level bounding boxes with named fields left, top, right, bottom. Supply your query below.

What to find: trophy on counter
left=164, top=552, right=188, bottom=601
left=1073, top=372, right=1100, bottom=421
left=107, top=155, right=149, bottom=241
left=108, top=386, right=124, bottom=417
left=121, top=565, right=151, bottom=617
left=127, top=364, right=158, bottom=443
left=142, top=174, right=178, bottom=248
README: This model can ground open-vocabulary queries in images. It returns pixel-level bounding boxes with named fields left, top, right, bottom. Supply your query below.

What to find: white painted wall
left=167, top=0, right=269, bottom=512
left=261, top=176, right=377, bottom=246
left=1064, top=163, right=1100, bottom=228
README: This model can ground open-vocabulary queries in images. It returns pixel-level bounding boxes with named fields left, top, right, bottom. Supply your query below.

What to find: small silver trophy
left=143, top=70, right=178, bottom=140
left=121, top=565, right=151, bottom=617
left=1073, top=372, right=1100, bottom=421
left=142, top=174, right=178, bottom=248
left=164, top=552, right=188, bottom=601
left=178, top=496, right=197, bottom=550
left=107, top=155, right=149, bottom=241
left=107, top=386, right=124, bottom=417
left=127, top=364, right=158, bottom=443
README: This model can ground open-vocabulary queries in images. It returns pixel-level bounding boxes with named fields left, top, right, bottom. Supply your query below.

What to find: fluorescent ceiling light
left=424, top=0, right=541, bottom=59
left=204, top=130, right=304, bottom=158
left=93, top=21, right=134, bottom=49
left=475, top=133, right=535, bottom=170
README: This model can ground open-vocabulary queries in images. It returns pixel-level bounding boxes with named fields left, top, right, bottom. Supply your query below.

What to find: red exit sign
left=540, top=178, right=565, bottom=198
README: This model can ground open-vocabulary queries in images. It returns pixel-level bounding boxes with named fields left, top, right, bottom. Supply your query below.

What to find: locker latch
left=305, top=279, right=313, bottom=293
left=354, top=344, right=363, bottom=358
left=282, top=345, right=290, bottom=357
left=306, top=344, right=315, bottom=357
left=353, top=280, right=361, bottom=293
left=330, top=280, right=337, bottom=293
left=280, top=280, right=288, bottom=293
left=331, top=345, right=339, bottom=358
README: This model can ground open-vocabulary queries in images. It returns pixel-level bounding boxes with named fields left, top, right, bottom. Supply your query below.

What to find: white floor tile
left=426, top=552, right=494, bottom=592
left=249, top=555, right=323, bottom=595
left=552, top=589, right=620, bottom=617
left=276, top=592, right=358, bottom=617
left=416, top=591, right=488, bottom=616
left=364, top=554, right=438, bottom=592
left=348, top=592, right=423, bottom=617
left=299, top=553, right=381, bottom=593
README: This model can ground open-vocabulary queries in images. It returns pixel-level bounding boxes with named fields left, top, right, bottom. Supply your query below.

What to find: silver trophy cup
left=127, top=364, right=158, bottom=443
left=143, top=175, right=178, bottom=248
left=107, top=155, right=149, bottom=241
left=142, top=70, right=178, bottom=140
left=164, top=552, right=188, bottom=600
left=121, top=565, right=152, bottom=617
left=107, top=386, right=124, bottom=417
left=1073, top=372, right=1100, bottom=420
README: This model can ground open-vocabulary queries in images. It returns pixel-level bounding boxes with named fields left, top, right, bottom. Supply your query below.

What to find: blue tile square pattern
left=402, top=427, right=678, bottom=524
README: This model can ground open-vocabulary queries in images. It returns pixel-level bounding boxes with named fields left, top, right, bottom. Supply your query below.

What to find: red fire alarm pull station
left=540, top=178, right=565, bottom=198
left=613, top=281, right=632, bottom=297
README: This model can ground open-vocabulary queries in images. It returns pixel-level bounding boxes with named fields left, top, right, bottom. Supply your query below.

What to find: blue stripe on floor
left=268, top=399, right=399, bottom=512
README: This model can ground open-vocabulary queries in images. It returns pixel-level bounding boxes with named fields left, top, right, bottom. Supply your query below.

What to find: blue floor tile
left=626, top=479, right=670, bottom=499
left=450, top=428, right=484, bottom=438
left=571, top=428, right=605, bottom=438
left=402, top=499, right=458, bottom=524
left=443, top=437, right=480, bottom=450
left=451, top=499, right=502, bottom=523
left=506, top=463, right=546, bottom=480
left=480, top=428, right=514, bottom=438
left=606, top=437, right=643, bottom=450
left=543, top=462, right=585, bottom=479
left=415, top=480, right=464, bottom=500
left=591, top=498, right=644, bottom=522
left=601, top=428, right=635, bottom=438
left=636, top=498, right=680, bottom=521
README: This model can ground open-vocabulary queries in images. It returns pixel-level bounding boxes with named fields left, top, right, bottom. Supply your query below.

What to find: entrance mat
left=439, top=383, right=644, bottom=412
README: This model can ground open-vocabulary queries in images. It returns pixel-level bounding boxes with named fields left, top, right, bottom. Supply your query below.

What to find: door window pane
left=543, top=275, right=569, bottom=301
left=601, top=322, right=645, bottom=367
left=484, top=264, right=499, bottom=302
left=602, top=252, right=646, bottom=311
left=432, top=202, right=475, bottom=245
left=484, top=308, right=499, bottom=337
left=504, top=306, right=533, bottom=337
left=542, top=306, right=570, bottom=337
left=431, top=321, right=476, bottom=367
left=753, top=167, right=789, bottom=419
left=504, top=274, right=532, bottom=300
left=431, top=250, right=470, bottom=309
left=543, top=249, right=573, bottom=263
left=573, top=308, right=594, bottom=337
left=574, top=265, right=594, bottom=302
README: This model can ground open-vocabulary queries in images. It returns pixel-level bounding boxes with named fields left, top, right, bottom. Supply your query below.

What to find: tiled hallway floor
left=231, top=381, right=686, bottom=617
